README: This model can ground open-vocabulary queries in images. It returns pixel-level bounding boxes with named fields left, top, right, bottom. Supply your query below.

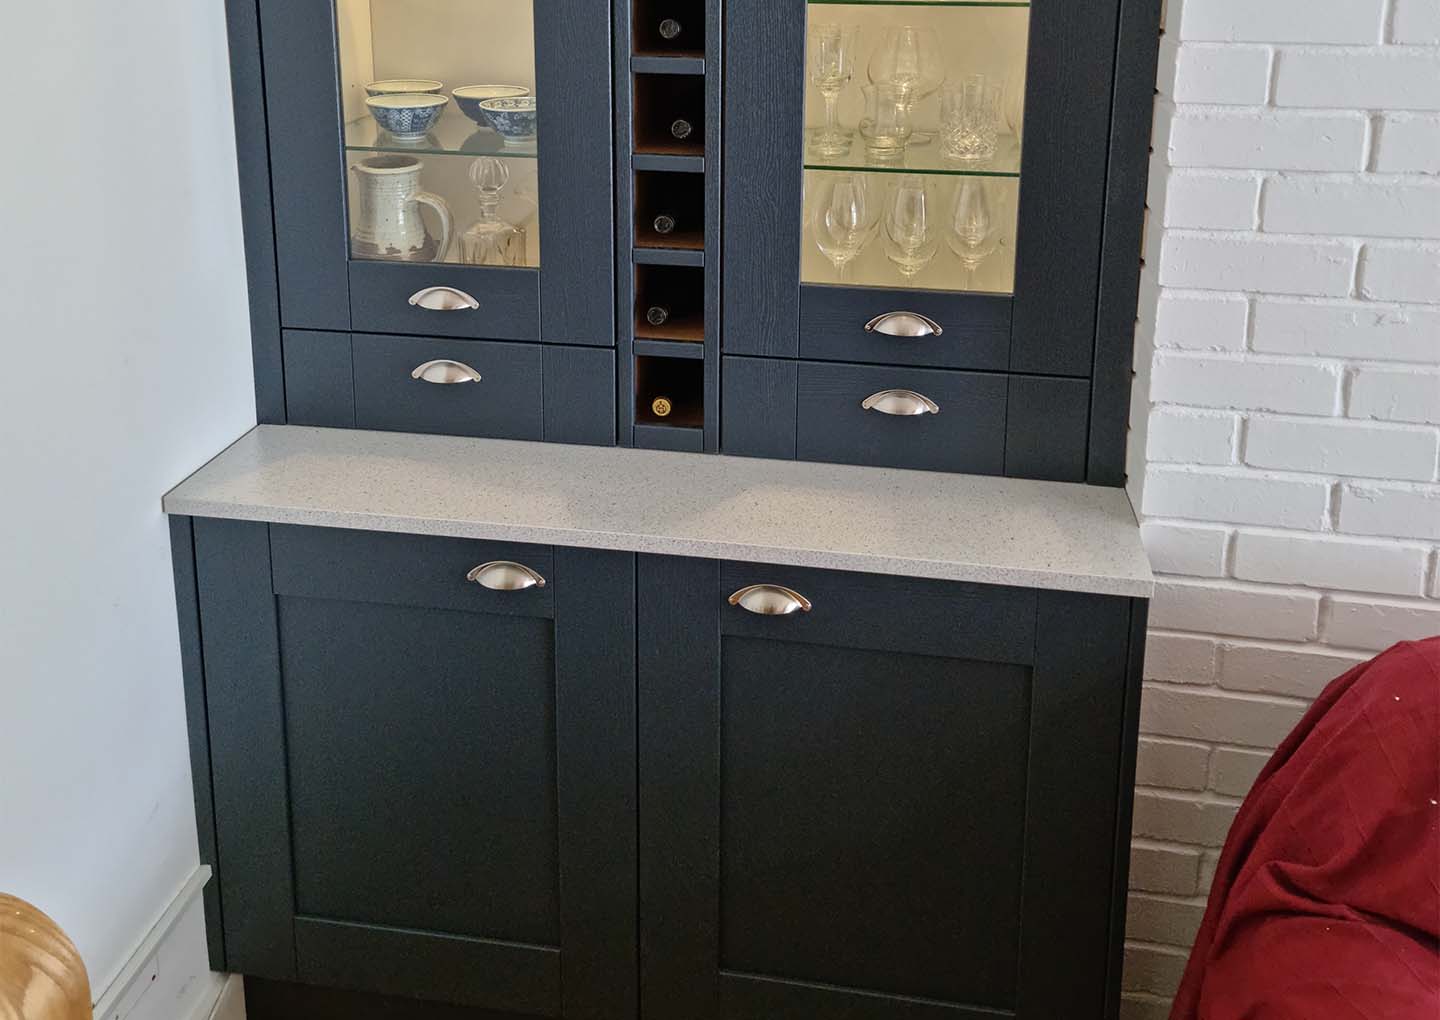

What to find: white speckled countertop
left=163, top=426, right=1153, bottom=597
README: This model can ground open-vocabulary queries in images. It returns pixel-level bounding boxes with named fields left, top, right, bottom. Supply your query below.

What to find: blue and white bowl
left=365, top=94, right=448, bottom=140
left=477, top=97, right=538, bottom=144
left=453, top=85, right=529, bottom=127
left=365, top=79, right=444, bottom=98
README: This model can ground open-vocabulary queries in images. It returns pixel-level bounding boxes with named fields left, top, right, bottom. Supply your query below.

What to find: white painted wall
left=0, top=0, right=255, bottom=999
left=1123, top=0, right=1440, bottom=1014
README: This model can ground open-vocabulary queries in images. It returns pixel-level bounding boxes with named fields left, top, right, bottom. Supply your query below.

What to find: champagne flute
left=811, top=173, right=877, bottom=282
left=882, top=175, right=938, bottom=280
left=808, top=24, right=860, bottom=157
left=867, top=26, right=944, bottom=145
left=947, top=179, right=1001, bottom=289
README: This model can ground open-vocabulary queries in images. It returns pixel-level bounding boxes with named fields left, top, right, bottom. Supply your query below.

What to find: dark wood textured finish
left=718, top=562, right=1036, bottom=664
left=192, top=518, right=295, bottom=980
left=703, top=0, right=724, bottom=451
left=544, top=346, right=618, bottom=446
left=1010, top=0, right=1124, bottom=377
left=720, top=356, right=798, bottom=460
left=796, top=361, right=1008, bottom=475
left=1005, top=375, right=1091, bottom=482
left=224, top=0, right=284, bottom=422
left=535, top=0, right=615, bottom=346
left=1090, top=0, right=1164, bottom=485
left=799, top=286, right=1012, bottom=372
left=552, top=547, right=639, bottom=1020
left=720, top=973, right=1009, bottom=1020
left=167, top=516, right=226, bottom=972
left=349, top=264, right=540, bottom=343
left=282, top=330, right=354, bottom=428
left=633, top=423, right=705, bottom=452
left=721, top=0, right=804, bottom=357
left=293, top=919, right=561, bottom=1015
left=1106, top=599, right=1150, bottom=1019
left=352, top=334, right=543, bottom=440
left=1015, top=591, right=1134, bottom=1019
left=269, top=525, right=553, bottom=616
left=256, top=0, right=349, bottom=331
left=638, top=556, right=721, bottom=1020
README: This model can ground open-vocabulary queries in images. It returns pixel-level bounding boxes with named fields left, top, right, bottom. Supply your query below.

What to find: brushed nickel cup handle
left=467, top=562, right=547, bottom=591
left=861, top=389, right=941, bottom=416
left=411, top=360, right=483, bottom=384
left=409, top=286, right=480, bottom=311
left=728, top=585, right=813, bottom=616
left=864, top=311, right=943, bottom=338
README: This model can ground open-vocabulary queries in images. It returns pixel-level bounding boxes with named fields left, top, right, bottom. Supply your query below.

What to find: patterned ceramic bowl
left=365, top=94, right=448, bottom=139
left=477, top=97, right=538, bottom=144
left=453, top=85, right=530, bottom=127
left=365, top=79, right=444, bottom=97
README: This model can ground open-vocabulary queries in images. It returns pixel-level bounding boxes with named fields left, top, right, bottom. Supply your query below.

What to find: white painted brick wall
left=1123, top=1, right=1440, bottom=1012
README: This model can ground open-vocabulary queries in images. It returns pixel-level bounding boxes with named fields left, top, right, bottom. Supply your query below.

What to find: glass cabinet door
left=725, top=0, right=1122, bottom=377
left=259, top=0, right=613, bottom=345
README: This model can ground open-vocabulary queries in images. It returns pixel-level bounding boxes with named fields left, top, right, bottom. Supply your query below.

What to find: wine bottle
left=670, top=118, right=693, bottom=141
left=652, top=214, right=677, bottom=236
left=645, top=305, right=670, bottom=326
left=658, top=18, right=682, bottom=41
left=651, top=396, right=674, bottom=418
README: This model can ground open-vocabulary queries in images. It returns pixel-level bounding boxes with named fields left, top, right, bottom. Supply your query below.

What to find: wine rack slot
left=635, top=264, right=704, bottom=342
left=633, top=0, right=705, bottom=57
left=634, top=74, right=705, bottom=156
left=635, top=171, right=705, bottom=250
left=636, top=355, right=704, bottom=428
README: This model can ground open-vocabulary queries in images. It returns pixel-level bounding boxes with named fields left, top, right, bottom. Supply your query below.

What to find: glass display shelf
left=344, top=107, right=537, bottom=159
left=805, top=131, right=1020, bottom=177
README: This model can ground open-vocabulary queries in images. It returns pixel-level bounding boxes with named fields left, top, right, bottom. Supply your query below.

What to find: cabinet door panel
left=639, top=556, right=1138, bottom=1020
left=799, top=286, right=1011, bottom=372
left=194, top=522, right=636, bottom=1017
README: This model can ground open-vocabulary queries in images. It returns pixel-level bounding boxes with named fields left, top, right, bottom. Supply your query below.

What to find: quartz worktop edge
left=163, top=426, right=1155, bottom=598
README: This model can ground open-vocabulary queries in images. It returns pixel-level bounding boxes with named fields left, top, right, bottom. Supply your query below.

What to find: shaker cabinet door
left=257, top=0, right=614, bottom=346
left=723, top=0, right=1123, bottom=377
left=638, top=557, right=1141, bottom=1020
left=194, top=520, right=636, bottom=1018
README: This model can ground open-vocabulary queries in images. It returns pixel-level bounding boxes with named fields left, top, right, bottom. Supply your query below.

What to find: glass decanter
left=459, top=157, right=525, bottom=267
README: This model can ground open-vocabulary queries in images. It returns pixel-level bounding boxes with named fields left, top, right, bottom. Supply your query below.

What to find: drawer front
left=270, top=525, right=554, bottom=617
left=353, top=334, right=543, bottom=440
left=719, top=562, right=1038, bottom=665
left=798, top=285, right=1011, bottom=372
left=796, top=360, right=1008, bottom=475
left=349, top=262, right=540, bottom=342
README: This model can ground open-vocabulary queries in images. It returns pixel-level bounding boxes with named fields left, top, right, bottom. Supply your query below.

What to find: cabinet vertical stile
left=620, top=0, right=721, bottom=451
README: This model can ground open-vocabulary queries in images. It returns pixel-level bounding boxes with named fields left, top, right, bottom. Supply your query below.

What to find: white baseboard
left=92, top=866, right=235, bottom=1020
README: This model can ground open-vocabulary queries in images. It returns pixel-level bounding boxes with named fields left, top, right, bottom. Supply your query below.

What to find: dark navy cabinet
left=181, top=520, right=638, bottom=1018
left=174, top=518, right=1146, bottom=1020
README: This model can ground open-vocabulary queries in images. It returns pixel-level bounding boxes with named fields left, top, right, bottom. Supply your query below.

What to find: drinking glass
left=808, top=24, right=860, bottom=157
left=867, top=27, right=944, bottom=145
left=859, top=83, right=912, bottom=160
left=941, top=75, right=1003, bottom=163
left=947, top=179, right=1001, bottom=287
left=882, top=176, right=938, bottom=280
left=811, top=173, right=878, bottom=282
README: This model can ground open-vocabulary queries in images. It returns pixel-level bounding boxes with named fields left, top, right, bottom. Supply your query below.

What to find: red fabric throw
left=1171, top=637, right=1440, bottom=1020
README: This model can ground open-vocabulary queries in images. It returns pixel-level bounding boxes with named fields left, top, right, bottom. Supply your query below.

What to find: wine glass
left=867, top=26, right=944, bottom=145
left=811, top=173, right=878, bottom=282
left=808, top=24, right=860, bottom=157
left=882, top=175, right=938, bottom=280
left=947, top=179, right=1001, bottom=289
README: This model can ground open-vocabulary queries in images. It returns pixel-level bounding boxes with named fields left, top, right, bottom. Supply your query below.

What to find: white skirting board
left=91, top=865, right=239, bottom=1020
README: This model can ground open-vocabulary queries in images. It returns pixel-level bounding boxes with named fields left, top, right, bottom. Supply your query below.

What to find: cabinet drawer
left=719, top=562, right=1037, bottom=665
left=796, top=360, right=1007, bottom=475
left=353, top=334, right=542, bottom=440
left=349, top=262, right=540, bottom=342
left=799, top=285, right=1011, bottom=372
left=270, top=525, right=554, bottom=617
